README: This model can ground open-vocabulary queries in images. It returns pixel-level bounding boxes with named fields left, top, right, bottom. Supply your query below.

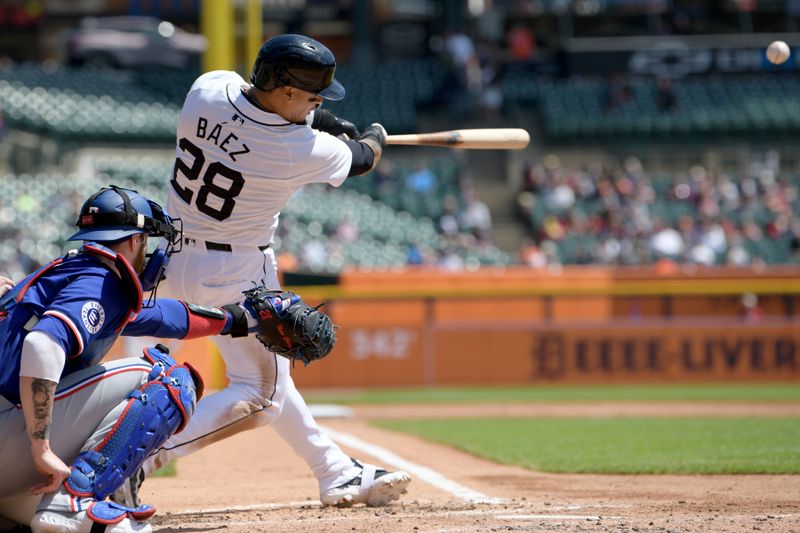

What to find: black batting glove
left=359, top=123, right=387, bottom=149
left=311, top=109, right=360, bottom=139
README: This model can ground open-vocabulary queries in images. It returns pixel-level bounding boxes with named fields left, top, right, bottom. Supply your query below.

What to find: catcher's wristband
left=221, top=303, right=248, bottom=337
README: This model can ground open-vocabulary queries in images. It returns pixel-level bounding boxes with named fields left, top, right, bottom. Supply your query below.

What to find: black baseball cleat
left=320, top=459, right=412, bottom=507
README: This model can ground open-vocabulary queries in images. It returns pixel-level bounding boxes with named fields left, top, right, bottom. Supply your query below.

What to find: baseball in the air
left=767, top=40, right=791, bottom=65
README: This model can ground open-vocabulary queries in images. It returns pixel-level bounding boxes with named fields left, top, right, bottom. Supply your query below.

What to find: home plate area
left=143, top=408, right=800, bottom=532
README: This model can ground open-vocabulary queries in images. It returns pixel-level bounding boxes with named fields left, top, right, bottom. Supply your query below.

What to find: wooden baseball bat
left=386, top=128, right=530, bottom=150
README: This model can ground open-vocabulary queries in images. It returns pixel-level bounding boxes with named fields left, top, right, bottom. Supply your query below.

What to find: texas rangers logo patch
left=81, top=301, right=105, bottom=333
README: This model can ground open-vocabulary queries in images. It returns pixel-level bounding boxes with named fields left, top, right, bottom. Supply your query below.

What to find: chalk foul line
left=319, top=424, right=506, bottom=505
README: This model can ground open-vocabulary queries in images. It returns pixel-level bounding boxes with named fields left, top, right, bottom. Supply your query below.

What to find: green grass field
left=150, top=462, right=176, bottom=477
left=375, top=417, right=800, bottom=474
left=305, top=383, right=800, bottom=404
left=306, top=384, right=800, bottom=474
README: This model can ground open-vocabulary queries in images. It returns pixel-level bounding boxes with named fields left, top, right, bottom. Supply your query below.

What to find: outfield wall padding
left=113, top=266, right=800, bottom=387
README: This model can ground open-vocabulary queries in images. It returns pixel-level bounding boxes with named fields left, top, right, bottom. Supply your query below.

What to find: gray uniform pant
left=0, top=357, right=152, bottom=527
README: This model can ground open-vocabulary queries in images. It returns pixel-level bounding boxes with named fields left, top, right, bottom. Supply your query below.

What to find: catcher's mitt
left=242, top=286, right=336, bottom=365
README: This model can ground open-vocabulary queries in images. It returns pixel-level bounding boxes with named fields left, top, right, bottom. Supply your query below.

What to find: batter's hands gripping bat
left=386, top=128, right=530, bottom=150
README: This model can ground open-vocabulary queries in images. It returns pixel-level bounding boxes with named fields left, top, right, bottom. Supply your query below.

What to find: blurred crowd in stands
left=428, top=172, right=496, bottom=270
left=603, top=73, right=678, bottom=115
left=3, top=12, right=800, bottom=278
left=0, top=154, right=506, bottom=281
left=277, top=159, right=500, bottom=273
left=3, top=148, right=800, bottom=280
left=516, top=153, right=800, bottom=268
left=0, top=1, right=42, bottom=29
left=430, top=24, right=531, bottom=126
left=0, top=183, right=84, bottom=280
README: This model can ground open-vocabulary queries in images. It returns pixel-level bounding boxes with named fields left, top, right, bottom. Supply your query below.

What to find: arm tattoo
left=30, top=378, right=55, bottom=440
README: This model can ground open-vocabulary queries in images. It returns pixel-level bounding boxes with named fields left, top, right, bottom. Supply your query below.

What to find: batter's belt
left=184, top=238, right=270, bottom=253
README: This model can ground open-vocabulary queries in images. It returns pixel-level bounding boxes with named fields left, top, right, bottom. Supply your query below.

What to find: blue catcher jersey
left=0, top=245, right=191, bottom=405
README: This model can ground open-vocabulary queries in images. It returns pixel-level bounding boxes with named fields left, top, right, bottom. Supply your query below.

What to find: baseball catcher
left=241, top=287, right=336, bottom=366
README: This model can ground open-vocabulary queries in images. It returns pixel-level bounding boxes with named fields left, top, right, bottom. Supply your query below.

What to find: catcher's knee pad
left=142, top=343, right=205, bottom=409
left=65, top=345, right=201, bottom=500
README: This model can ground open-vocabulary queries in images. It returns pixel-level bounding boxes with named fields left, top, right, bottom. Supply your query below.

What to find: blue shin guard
left=65, top=346, right=201, bottom=504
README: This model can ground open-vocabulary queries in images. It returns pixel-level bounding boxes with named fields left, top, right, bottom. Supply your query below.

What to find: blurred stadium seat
left=0, top=150, right=511, bottom=281
left=537, top=74, right=800, bottom=141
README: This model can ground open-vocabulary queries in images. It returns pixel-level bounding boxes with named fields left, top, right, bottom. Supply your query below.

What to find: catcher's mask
left=69, top=185, right=183, bottom=301
left=250, top=33, right=345, bottom=101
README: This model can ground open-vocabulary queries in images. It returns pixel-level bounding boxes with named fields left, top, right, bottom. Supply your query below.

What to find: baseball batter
left=0, top=186, right=295, bottom=532
left=129, top=34, right=411, bottom=507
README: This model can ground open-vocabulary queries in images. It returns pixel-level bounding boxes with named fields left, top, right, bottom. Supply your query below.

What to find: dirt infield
left=146, top=402, right=800, bottom=532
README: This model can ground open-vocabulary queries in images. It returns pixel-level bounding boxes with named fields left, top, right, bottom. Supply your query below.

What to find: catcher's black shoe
left=320, top=459, right=411, bottom=507
left=110, top=466, right=146, bottom=508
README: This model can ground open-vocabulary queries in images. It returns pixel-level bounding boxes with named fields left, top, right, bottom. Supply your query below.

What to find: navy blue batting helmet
left=250, top=34, right=345, bottom=101
left=69, top=186, right=177, bottom=243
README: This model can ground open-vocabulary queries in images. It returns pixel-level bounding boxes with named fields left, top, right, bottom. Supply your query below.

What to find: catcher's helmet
left=250, top=33, right=345, bottom=101
left=69, top=185, right=177, bottom=243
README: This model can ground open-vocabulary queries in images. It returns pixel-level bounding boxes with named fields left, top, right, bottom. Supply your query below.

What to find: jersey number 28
left=170, top=138, right=245, bottom=221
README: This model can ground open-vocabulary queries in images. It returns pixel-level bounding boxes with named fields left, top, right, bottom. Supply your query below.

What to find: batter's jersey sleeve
left=167, top=70, right=353, bottom=247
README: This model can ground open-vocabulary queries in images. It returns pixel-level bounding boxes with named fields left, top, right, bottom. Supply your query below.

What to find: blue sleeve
left=122, top=298, right=189, bottom=338
left=41, top=275, right=129, bottom=357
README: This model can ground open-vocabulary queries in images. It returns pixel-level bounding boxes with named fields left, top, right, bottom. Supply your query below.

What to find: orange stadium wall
left=110, top=266, right=800, bottom=387
left=290, top=266, right=800, bottom=388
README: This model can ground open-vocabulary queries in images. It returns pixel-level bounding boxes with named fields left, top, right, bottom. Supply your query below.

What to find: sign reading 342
left=349, top=328, right=417, bottom=361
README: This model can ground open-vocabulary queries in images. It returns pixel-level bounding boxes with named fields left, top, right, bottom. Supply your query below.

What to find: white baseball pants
left=142, top=242, right=357, bottom=491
